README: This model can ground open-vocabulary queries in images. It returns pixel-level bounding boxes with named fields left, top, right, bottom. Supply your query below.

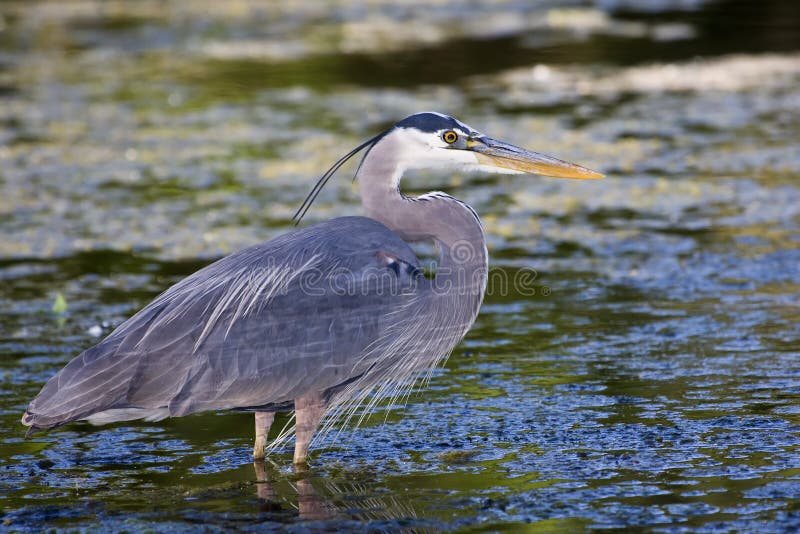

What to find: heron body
left=23, top=112, right=601, bottom=464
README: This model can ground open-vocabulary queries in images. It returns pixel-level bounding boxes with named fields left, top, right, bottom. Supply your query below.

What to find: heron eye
left=442, top=130, right=458, bottom=144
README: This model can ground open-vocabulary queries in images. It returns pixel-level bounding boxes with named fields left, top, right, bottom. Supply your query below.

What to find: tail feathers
left=22, top=381, right=127, bottom=433
left=21, top=411, right=33, bottom=426
left=21, top=334, right=141, bottom=434
left=21, top=411, right=41, bottom=437
left=22, top=406, right=171, bottom=436
left=21, top=409, right=77, bottom=436
left=21, top=406, right=91, bottom=435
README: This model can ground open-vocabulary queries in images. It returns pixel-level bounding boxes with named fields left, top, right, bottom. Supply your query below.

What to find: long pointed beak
left=468, top=136, right=604, bottom=180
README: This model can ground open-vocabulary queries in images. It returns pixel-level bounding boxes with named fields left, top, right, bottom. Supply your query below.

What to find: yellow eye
left=442, top=130, right=458, bottom=144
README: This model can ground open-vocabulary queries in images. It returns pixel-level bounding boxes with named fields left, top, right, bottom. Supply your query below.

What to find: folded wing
left=23, top=217, right=424, bottom=431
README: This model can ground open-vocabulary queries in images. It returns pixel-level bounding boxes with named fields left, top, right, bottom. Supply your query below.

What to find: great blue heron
left=22, top=112, right=602, bottom=465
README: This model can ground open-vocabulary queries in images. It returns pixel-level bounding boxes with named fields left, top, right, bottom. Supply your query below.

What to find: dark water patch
left=0, top=84, right=19, bottom=97
left=169, top=0, right=800, bottom=99
left=614, top=0, right=800, bottom=52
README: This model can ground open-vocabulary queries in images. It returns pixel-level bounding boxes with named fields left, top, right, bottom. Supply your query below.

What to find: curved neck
left=357, top=134, right=488, bottom=302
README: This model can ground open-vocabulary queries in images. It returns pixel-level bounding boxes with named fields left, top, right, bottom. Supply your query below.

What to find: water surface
left=1, top=0, right=799, bottom=531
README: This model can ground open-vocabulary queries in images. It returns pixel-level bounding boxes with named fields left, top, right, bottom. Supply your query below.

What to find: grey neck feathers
left=358, top=133, right=488, bottom=302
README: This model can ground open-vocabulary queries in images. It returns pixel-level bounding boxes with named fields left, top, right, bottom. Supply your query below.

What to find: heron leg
left=253, top=411, right=275, bottom=460
left=293, top=393, right=326, bottom=465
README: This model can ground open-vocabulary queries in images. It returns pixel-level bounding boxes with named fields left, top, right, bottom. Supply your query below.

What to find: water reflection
left=252, top=462, right=336, bottom=520
left=252, top=461, right=422, bottom=528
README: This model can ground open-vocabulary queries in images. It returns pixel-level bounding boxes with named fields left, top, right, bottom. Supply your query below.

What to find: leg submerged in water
left=253, top=411, right=275, bottom=460
left=293, top=393, right=326, bottom=466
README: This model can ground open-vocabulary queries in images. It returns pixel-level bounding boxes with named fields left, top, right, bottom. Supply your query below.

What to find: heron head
left=387, top=111, right=603, bottom=179
left=293, top=112, right=602, bottom=224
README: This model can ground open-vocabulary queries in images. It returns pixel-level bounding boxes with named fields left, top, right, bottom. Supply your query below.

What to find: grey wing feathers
left=23, top=216, right=422, bottom=430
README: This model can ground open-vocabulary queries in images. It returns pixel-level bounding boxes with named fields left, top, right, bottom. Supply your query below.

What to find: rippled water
left=1, top=0, right=799, bottom=531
